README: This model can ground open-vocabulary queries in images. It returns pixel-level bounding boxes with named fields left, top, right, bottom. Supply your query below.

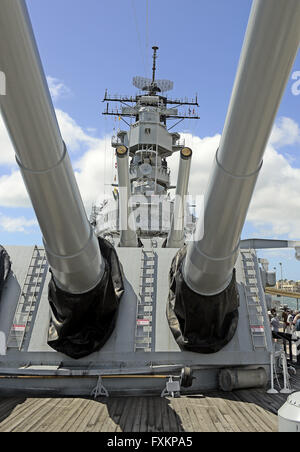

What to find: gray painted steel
left=0, top=0, right=104, bottom=294
left=166, top=150, right=192, bottom=248
left=0, top=245, right=273, bottom=395
left=116, top=150, right=138, bottom=247
left=0, top=0, right=297, bottom=397
left=183, top=0, right=300, bottom=296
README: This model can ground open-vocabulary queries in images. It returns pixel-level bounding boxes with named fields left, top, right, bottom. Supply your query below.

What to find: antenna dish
left=156, top=79, right=174, bottom=93
left=133, top=76, right=174, bottom=93
left=133, top=76, right=151, bottom=91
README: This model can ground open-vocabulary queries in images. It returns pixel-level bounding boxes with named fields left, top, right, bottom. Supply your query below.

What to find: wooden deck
left=0, top=371, right=299, bottom=432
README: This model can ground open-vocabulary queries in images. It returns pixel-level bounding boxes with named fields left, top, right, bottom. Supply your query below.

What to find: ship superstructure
left=93, top=46, right=199, bottom=246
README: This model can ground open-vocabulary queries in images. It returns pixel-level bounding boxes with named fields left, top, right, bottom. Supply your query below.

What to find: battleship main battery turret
left=0, top=0, right=300, bottom=397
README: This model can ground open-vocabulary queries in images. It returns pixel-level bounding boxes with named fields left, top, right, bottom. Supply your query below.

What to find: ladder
left=134, top=250, right=156, bottom=352
left=7, top=246, right=48, bottom=350
left=241, top=249, right=267, bottom=350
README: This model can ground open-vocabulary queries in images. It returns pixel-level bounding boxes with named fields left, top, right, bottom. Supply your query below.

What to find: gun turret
left=167, top=0, right=300, bottom=355
left=0, top=0, right=105, bottom=295
left=0, top=0, right=125, bottom=360
left=166, top=147, right=192, bottom=248
left=183, top=0, right=300, bottom=296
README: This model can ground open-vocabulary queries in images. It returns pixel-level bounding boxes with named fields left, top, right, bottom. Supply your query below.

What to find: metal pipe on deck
left=116, top=146, right=138, bottom=247
left=166, top=147, right=192, bottom=248
left=183, top=0, right=300, bottom=296
left=0, top=0, right=105, bottom=294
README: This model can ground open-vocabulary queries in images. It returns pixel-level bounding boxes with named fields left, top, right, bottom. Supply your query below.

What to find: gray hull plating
left=0, top=245, right=272, bottom=396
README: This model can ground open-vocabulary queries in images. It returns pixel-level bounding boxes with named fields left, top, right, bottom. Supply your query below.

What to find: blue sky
left=1, top=0, right=300, bottom=280
left=25, top=0, right=254, bottom=137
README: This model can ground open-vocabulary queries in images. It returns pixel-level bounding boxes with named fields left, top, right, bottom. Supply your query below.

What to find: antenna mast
left=152, top=46, right=159, bottom=84
left=102, top=45, right=200, bottom=121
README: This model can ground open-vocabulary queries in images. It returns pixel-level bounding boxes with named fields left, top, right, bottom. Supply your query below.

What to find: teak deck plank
left=220, top=395, right=256, bottom=432
left=38, top=398, right=76, bottom=433
left=0, top=369, right=298, bottom=432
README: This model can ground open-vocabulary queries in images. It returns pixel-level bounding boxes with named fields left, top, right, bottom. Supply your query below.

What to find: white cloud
left=55, top=109, right=99, bottom=152
left=0, top=171, right=30, bottom=207
left=247, top=143, right=300, bottom=238
left=73, top=135, right=115, bottom=213
left=47, top=76, right=71, bottom=101
left=0, top=106, right=106, bottom=210
left=269, top=117, right=300, bottom=148
left=0, top=214, right=38, bottom=233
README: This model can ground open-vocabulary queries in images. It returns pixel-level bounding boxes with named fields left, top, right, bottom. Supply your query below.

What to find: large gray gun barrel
left=116, top=146, right=138, bottom=247
left=0, top=0, right=105, bottom=294
left=183, top=0, right=300, bottom=296
left=166, top=147, right=192, bottom=248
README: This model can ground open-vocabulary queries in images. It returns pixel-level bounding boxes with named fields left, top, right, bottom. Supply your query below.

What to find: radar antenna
left=132, top=46, right=174, bottom=94
left=103, top=45, right=200, bottom=121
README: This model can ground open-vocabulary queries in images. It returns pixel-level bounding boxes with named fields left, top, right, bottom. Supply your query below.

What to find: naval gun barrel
left=183, top=0, right=300, bottom=296
left=166, top=147, right=192, bottom=248
left=0, top=0, right=105, bottom=294
left=116, top=146, right=138, bottom=247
